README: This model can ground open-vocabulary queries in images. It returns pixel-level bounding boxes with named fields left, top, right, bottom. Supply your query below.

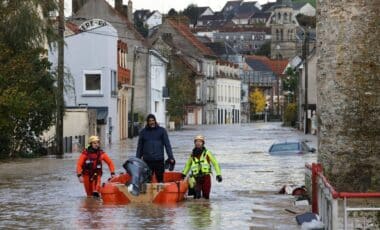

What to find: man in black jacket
left=136, top=114, right=175, bottom=182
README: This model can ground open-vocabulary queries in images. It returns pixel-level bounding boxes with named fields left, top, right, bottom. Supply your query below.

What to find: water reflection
left=186, top=201, right=213, bottom=229
left=77, top=198, right=107, bottom=230
left=128, top=203, right=173, bottom=229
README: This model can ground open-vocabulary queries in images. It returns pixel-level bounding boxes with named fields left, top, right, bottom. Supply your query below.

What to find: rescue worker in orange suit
left=181, top=135, right=222, bottom=199
left=76, top=136, right=116, bottom=197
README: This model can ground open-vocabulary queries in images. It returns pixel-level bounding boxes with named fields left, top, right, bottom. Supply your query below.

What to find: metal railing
left=305, top=163, right=380, bottom=229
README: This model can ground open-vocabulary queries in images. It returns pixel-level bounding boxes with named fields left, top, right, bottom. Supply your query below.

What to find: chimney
left=128, top=0, right=133, bottom=23
left=72, top=0, right=86, bottom=15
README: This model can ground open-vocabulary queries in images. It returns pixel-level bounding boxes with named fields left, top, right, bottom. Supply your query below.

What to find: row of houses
left=44, top=0, right=318, bottom=146
left=193, top=0, right=318, bottom=132
left=46, top=0, right=243, bottom=146
left=132, top=0, right=315, bottom=56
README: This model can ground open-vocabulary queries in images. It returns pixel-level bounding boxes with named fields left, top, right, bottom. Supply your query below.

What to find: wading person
left=76, top=136, right=116, bottom=197
left=182, top=135, right=222, bottom=199
left=136, top=114, right=175, bottom=183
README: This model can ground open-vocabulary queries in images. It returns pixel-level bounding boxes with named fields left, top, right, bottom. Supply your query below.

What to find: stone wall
left=317, top=0, right=380, bottom=191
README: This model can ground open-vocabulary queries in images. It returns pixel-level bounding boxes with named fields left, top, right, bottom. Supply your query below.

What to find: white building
left=49, top=19, right=128, bottom=145
left=148, top=49, right=169, bottom=127
left=215, top=61, right=241, bottom=124
left=196, top=60, right=241, bottom=124
left=145, top=11, right=162, bottom=30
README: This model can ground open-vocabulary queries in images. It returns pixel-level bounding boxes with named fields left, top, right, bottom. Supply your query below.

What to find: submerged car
left=268, top=141, right=316, bottom=155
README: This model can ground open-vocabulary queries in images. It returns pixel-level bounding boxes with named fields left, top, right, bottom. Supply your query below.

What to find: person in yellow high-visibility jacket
left=181, top=135, right=222, bottom=199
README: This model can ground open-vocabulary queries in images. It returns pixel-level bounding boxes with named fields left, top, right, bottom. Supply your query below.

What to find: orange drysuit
left=76, top=147, right=115, bottom=196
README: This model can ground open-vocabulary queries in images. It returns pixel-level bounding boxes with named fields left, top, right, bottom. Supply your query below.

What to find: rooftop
left=246, top=55, right=289, bottom=75
left=167, top=19, right=215, bottom=57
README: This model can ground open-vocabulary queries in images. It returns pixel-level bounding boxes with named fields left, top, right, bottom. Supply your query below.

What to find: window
left=226, top=35, right=229, bottom=40
left=228, top=86, right=231, bottom=102
left=218, top=85, right=221, bottom=101
left=124, top=52, right=128, bottom=68
left=84, top=71, right=102, bottom=95
left=155, top=101, right=159, bottom=112
left=111, top=70, right=117, bottom=97
left=196, top=84, right=201, bottom=101
left=118, top=49, right=121, bottom=67
left=276, top=29, right=280, bottom=41
left=240, top=35, right=244, bottom=40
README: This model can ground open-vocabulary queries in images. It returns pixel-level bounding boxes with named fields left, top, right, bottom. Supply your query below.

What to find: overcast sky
left=65, top=0, right=276, bottom=16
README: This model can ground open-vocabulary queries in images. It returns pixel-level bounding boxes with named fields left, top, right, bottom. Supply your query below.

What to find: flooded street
left=0, top=123, right=317, bottom=229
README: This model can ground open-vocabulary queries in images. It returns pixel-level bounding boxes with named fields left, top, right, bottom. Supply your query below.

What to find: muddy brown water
left=0, top=123, right=317, bottom=229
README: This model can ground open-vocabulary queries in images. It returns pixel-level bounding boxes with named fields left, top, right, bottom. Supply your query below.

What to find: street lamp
left=275, top=44, right=281, bottom=117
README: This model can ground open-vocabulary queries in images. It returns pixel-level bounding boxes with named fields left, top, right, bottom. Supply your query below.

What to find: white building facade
left=145, top=11, right=162, bottom=29
left=148, top=49, right=168, bottom=127
left=49, top=20, right=123, bottom=145
left=215, top=62, right=241, bottom=124
left=196, top=60, right=241, bottom=124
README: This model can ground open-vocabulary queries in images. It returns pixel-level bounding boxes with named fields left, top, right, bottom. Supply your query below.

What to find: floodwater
left=0, top=123, right=317, bottom=229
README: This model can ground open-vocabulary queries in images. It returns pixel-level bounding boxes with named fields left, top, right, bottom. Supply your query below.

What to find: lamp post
left=275, top=44, right=281, bottom=117
left=129, top=46, right=145, bottom=138
left=303, top=30, right=309, bottom=134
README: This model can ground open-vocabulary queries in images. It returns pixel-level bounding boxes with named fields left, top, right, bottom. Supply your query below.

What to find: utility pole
left=56, top=0, right=65, bottom=155
left=247, top=71, right=251, bottom=123
left=303, top=30, right=309, bottom=134
left=129, top=47, right=137, bottom=138
left=275, top=45, right=281, bottom=118
left=276, top=69, right=280, bottom=118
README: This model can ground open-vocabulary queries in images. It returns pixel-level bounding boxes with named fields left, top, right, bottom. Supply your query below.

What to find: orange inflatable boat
left=100, top=172, right=189, bottom=204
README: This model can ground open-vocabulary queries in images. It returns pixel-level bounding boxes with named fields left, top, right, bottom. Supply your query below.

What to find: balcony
left=118, top=67, right=131, bottom=85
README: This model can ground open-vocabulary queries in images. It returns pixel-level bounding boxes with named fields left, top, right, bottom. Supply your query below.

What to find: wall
left=149, top=52, right=167, bottom=127
left=49, top=24, right=119, bottom=143
left=216, top=77, right=241, bottom=124
left=73, top=0, right=148, bottom=118
left=317, top=0, right=380, bottom=191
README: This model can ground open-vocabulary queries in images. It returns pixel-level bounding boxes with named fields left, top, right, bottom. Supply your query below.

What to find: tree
left=0, top=0, right=58, bottom=158
left=182, top=4, right=199, bottom=27
left=167, top=8, right=178, bottom=17
left=296, top=14, right=316, bottom=28
left=166, top=58, right=195, bottom=127
left=283, top=67, right=298, bottom=103
left=249, top=88, right=266, bottom=114
left=134, top=18, right=148, bottom=38
left=284, top=103, right=297, bottom=126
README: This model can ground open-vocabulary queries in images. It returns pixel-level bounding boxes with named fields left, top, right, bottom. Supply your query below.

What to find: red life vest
left=82, top=148, right=104, bottom=176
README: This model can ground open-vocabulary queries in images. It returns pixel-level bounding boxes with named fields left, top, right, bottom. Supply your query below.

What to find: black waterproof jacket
left=136, top=126, right=174, bottom=161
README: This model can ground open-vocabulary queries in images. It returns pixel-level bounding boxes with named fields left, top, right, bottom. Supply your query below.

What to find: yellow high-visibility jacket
left=182, top=148, right=221, bottom=177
